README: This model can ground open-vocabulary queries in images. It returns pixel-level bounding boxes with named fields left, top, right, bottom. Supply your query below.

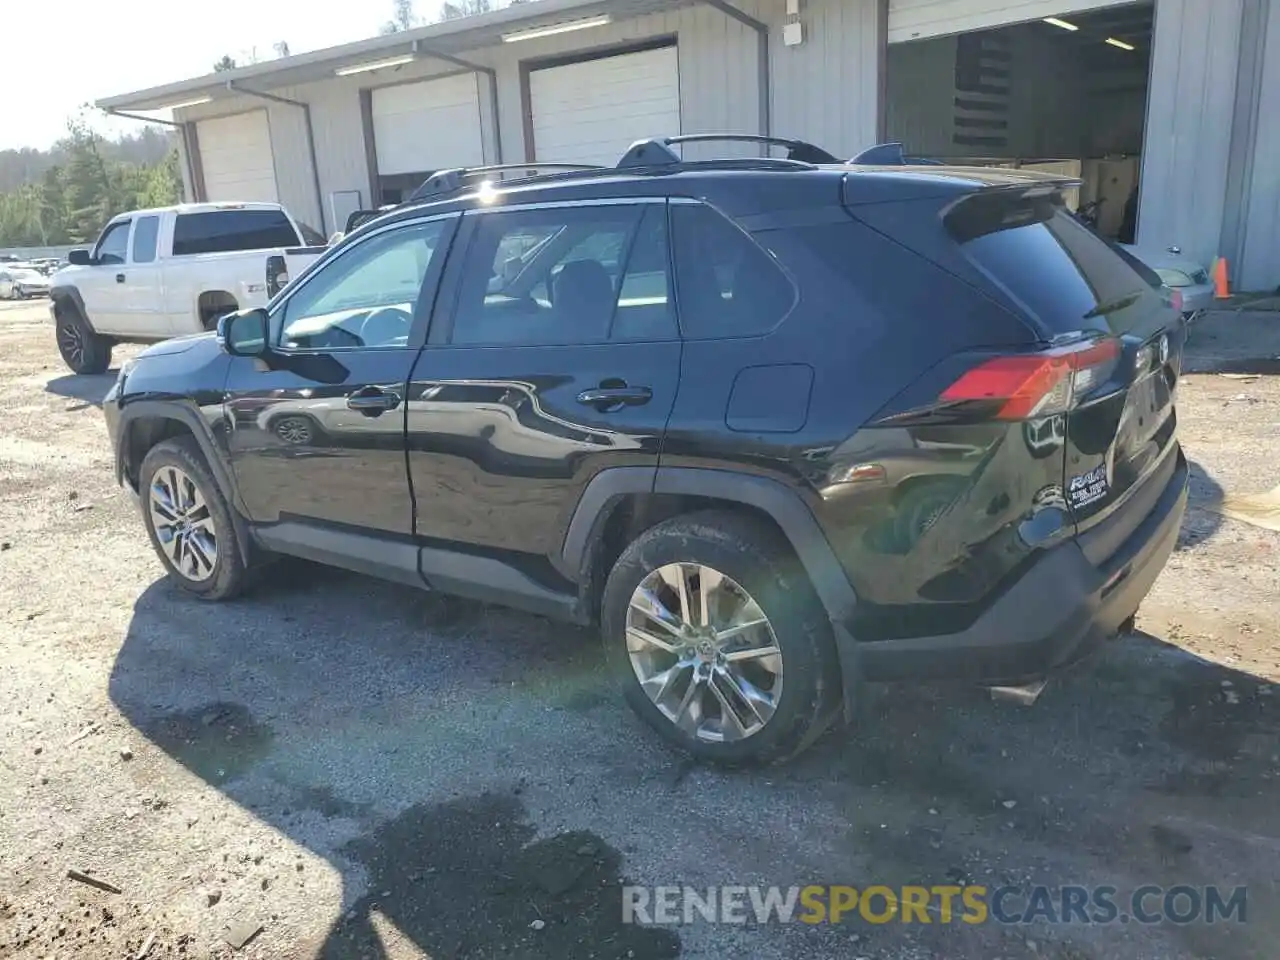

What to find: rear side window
left=132, top=216, right=159, bottom=263
left=670, top=203, right=795, bottom=339
left=947, top=193, right=1162, bottom=335
left=172, top=209, right=300, bottom=256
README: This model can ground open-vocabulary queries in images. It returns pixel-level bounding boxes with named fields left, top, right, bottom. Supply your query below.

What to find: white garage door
left=889, top=0, right=1136, bottom=43
left=530, top=46, right=680, bottom=166
left=197, top=111, right=278, bottom=203
left=372, top=75, right=485, bottom=175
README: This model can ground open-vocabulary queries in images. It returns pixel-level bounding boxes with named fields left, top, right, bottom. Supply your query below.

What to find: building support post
left=698, top=0, right=771, bottom=139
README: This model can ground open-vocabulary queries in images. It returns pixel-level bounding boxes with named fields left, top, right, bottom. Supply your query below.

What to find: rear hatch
left=942, top=188, right=1182, bottom=547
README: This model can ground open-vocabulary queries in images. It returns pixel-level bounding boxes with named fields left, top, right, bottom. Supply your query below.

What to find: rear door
left=945, top=192, right=1181, bottom=535
left=120, top=213, right=169, bottom=333
left=408, top=198, right=680, bottom=558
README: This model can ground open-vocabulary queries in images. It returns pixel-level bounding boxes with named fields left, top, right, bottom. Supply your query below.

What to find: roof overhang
left=97, top=0, right=690, bottom=112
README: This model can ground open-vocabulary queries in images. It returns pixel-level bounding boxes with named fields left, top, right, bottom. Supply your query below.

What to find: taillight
left=266, top=255, right=289, bottom=298
left=941, top=337, right=1120, bottom=420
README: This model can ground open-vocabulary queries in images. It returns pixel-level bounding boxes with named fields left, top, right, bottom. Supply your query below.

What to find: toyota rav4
left=103, top=136, right=1189, bottom=765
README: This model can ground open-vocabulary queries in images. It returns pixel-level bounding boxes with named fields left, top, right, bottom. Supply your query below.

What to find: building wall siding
left=1138, top=0, right=1244, bottom=269
left=768, top=0, right=882, bottom=158
left=1238, top=0, right=1280, bottom=290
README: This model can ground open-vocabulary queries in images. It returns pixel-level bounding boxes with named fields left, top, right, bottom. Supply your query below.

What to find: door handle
left=115, top=273, right=125, bottom=283
left=346, top=388, right=401, bottom=416
left=576, top=385, right=653, bottom=410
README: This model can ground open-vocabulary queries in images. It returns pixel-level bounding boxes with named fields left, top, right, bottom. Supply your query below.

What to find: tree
left=0, top=117, right=181, bottom=247
left=380, top=0, right=418, bottom=32
left=440, top=0, right=492, bottom=18
left=213, top=54, right=237, bottom=72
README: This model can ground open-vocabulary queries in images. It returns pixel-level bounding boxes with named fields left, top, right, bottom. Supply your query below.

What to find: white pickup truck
left=49, top=202, right=328, bottom=374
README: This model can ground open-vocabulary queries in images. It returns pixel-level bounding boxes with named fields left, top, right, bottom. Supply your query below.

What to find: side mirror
left=67, top=249, right=92, bottom=267
left=217, top=308, right=270, bottom=358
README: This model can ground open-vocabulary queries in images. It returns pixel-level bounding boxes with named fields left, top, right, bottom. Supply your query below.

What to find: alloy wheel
left=149, top=466, right=218, bottom=581
left=626, top=562, right=783, bottom=743
left=274, top=416, right=313, bottom=445
left=56, top=321, right=83, bottom=368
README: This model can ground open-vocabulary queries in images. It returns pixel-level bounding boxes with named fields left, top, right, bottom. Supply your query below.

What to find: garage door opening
left=371, top=74, right=486, bottom=205
left=529, top=44, right=681, bottom=166
left=886, top=2, right=1154, bottom=243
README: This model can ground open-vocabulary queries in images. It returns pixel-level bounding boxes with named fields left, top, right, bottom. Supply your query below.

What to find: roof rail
left=408, top=162, right=604, bottom=202
left=849, top=142, right=945, bottom=166
left=617, top=134, right=841, bottom=168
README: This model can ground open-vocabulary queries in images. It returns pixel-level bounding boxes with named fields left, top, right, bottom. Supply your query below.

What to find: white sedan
left=0, top=267, right=50, bottom=300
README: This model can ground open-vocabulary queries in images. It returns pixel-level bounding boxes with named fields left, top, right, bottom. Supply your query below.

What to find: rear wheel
left=601, top=510, right=841, bottom=765
left=54, top=304, right=112, bottom=375
left=139, top=437, right=249, bottom=600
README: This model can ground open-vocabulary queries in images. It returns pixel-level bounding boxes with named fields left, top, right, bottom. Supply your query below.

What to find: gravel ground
left=1, top=300, right=1277, bottom=960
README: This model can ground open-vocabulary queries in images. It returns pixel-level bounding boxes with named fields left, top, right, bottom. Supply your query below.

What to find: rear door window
left=131, top=215, right=160, bottom=263
left=449, top=203, right=676, bottom=347
left=946, top=193, right=1165, bottom=337
left=172, top=209, right=301, bottom=256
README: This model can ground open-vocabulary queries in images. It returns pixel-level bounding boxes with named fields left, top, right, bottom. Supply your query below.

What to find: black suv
left=104, top=136, right=1189, bottom=765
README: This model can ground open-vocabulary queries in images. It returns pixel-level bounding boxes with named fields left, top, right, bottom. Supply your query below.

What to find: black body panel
left=103, top=158, right=1187, bottom=695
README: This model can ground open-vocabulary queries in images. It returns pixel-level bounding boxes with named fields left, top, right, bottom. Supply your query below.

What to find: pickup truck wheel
left=139, top=437, right=248, bottom=601
left=55, top=306, right=112, bottom=375
left=601, top=510, right=840, bottom=766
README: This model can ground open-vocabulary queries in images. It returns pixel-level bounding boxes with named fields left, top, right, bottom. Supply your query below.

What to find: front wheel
left=54, top=305, right=112, bottom=374
left=601, top=510, right=841, bottom=765
left=139, top=436, right=249, bottom=600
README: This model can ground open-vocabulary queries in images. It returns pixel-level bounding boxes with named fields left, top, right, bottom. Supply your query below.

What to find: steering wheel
left=357, top=305, right=413, bottom=346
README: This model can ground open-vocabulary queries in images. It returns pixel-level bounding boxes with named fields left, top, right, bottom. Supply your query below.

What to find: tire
left=139, top=436, right=249, bottom=601
left=54, top=303, right=112, bottom=375
left=601, top=510, right=841, bottom=766
left=270, top=413, right=320, bottom=446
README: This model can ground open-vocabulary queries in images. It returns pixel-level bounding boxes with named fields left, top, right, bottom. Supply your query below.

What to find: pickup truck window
left=172, top=209, right=301, bottom=257
left=95, top=221, right=131, bottom=266
left=132, top=216, right=159, bottom=264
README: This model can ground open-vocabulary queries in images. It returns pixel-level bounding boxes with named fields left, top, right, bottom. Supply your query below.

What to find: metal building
left=99, top=0, right=1279, bottom=290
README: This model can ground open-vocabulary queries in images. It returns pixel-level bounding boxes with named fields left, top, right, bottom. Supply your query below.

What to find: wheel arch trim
left=116, top=400, right=252, bottom=564
left=562, top=466, right=858, bottom=624
left=50, top=284, right=88, bottom=320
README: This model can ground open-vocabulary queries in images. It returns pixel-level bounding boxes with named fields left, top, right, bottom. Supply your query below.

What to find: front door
left=79, top=218, right=133, bottom=335
left=224, top=213, right=457, bottom=535
left=408, top=200, right=680, bottom=558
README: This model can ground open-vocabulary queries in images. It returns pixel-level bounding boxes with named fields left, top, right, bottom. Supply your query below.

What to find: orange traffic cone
left=1213, top=257, right=1231, bottom=299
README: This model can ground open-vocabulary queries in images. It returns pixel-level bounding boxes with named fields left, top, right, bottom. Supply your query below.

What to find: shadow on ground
left=108, top=555, right=1280, bottom=959
left=44, top=369, right=119, bottom=408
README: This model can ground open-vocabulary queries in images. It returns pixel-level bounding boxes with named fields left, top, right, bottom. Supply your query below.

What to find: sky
left=0, top=0, right=427, bottom=151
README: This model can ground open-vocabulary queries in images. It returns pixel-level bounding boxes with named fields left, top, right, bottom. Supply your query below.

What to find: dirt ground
left=1, top=300, right=1278, bottom=960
